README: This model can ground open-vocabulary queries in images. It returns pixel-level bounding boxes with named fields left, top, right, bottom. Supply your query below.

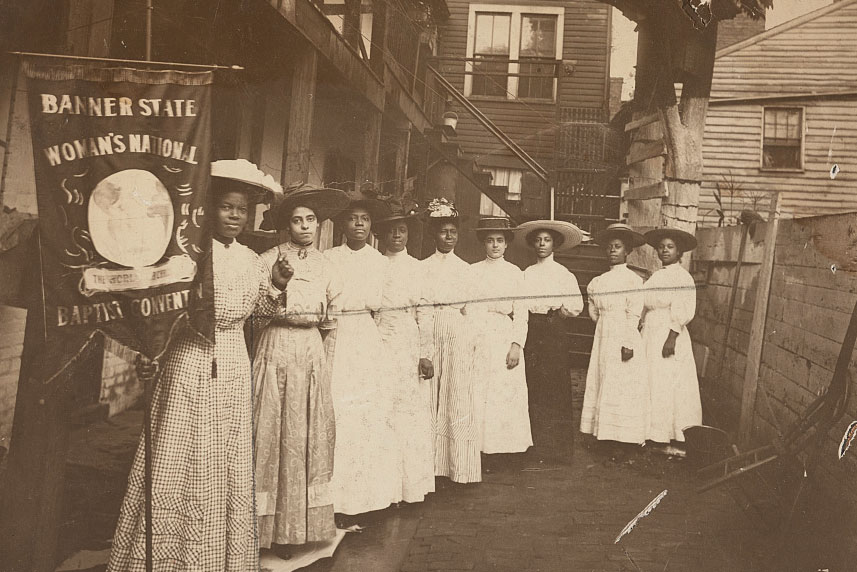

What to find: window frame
left=465, top=4, right=565, bottom=102
left=759, top=105, right=805, bottom=172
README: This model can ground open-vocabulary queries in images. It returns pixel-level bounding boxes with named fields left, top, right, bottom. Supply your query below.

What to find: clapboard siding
left=437, top=0, right=609, bottom=168
left=698, top=100, right=857, bottom=226
left=711, top=0, right=857, bottom=99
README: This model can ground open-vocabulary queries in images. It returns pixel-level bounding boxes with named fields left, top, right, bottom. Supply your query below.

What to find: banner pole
left=8, top=51, right=243, bottom=71
left=144, top=4, right=154, bottom=570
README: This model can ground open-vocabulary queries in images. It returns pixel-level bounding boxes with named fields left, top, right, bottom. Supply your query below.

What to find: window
left=518, top=15, right=557, bottom=99
left=472, top=13, right=511, bottom=97
left=466, top=5, right=564, bottom=100
left=762, top=107, right=803, bottom=170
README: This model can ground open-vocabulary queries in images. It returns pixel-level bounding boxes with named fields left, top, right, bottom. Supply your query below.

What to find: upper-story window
left=466, top=5, right=564, bottom=101
left=762, top=107, right=803, bottom=171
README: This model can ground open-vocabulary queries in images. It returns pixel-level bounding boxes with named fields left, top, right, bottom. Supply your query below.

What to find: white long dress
left=421, top=250, right=481, bottom=483
left=469, top=257, right=533, bottom=454
left=376, top=249, right=435, bottom=503
left=641, top=263, right=702, bottom=443
left=580, top=263, right=647, bottom=444
left=325, top=244, right=400, bottom=514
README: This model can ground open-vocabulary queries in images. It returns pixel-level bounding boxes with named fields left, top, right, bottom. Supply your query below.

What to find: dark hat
left=261, top=182, right=349, bottom=231
left=210, top=159, right=282, bottom=204
left=474, top=216, right=516, bottom=241
left=645, top=227, right=698, bottom=252
left=515, top=219, right=583, bottom=253
left=373, top=197, right=422, bottom=235
left=594, top=223, right=645, bottom=248
left=339, top=181, right=393, bottom=223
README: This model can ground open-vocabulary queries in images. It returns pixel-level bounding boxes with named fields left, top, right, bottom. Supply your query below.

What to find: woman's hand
left=271, top=254, right=294, bottom=291
left=419, top=358, right=434, bottom=379
left=662, top=330, right=679, bottom=358
left=621, top=347, right=633, bottom=362
left=506, top=343, right=521, bottom=369
left=135, top=355, right=160, bottom=383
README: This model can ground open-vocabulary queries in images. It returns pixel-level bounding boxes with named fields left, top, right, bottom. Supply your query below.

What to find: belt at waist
left=271, top=317, right=320, bottom=328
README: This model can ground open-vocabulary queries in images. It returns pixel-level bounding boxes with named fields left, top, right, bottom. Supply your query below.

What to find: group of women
left=580, top=223, right=703, bottom=452
left=105, top=160, right=702, bottom=572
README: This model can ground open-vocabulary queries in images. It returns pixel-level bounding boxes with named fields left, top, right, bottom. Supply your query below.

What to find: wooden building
left=433, top=0, right=621, bottom=229
left=698, top=0, right=857, bottom=226
left=0, top=0, right=525, bottom=569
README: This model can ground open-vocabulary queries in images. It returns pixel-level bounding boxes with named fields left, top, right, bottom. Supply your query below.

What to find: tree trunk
left=625, top=4, right=717, bottom=270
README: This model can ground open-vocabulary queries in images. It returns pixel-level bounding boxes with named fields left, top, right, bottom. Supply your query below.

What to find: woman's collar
left=535, top=253, right=555, bottom=264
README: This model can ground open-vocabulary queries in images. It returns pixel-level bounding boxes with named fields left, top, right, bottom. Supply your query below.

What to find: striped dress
left=108, top=239, right=272, bottom=572
left=421, top=250, right=481, bottom=483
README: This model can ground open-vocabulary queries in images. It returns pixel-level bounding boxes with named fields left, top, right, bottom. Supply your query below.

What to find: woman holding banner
left=108, top=160, right=287, bottom=572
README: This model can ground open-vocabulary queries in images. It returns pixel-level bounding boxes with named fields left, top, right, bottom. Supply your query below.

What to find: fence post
left=738, top=192, right=781, bottom=447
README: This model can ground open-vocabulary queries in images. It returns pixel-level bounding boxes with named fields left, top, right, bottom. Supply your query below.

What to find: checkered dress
left=108, top=240, right=268, bottom=572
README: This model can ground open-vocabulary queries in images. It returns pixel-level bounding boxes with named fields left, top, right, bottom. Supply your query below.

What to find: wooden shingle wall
left=698, top=100, right=857, bottom=226
left=690, top=214, right=857, bottom=509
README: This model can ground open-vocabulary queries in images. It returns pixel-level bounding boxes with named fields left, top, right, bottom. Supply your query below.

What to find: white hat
left=515, top=220, right=584, bottom=253
left=210, top=159, right=282, bottom=201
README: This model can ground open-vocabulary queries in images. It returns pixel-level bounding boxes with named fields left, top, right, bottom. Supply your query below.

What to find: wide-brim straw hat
left=474, top=216, right=516, bottom=241
left=261, top=183, right=350, bottom=231
left=645, top=227, right=698, bottom=252
left=594, top=223, right=646, bottom=248
left=211, top=159, right=282, bottom=203
left=515, top=219, right=583, bottom=253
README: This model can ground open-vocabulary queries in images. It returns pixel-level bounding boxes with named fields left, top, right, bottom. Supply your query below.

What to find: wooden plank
left=626, top=139, right=666, bottom=165
left=624, top=112, right=660, bottom=132
left=624, top=181, right=668, bottom=201
left=694, top=225, right=766, bottom=263
left=283, top=47, right=317, bottom=186
left=738, top=192, right=782, bottom=446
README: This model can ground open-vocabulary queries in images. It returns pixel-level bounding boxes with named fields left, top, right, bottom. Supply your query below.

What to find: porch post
left=283, top=46, right=318, bottom=186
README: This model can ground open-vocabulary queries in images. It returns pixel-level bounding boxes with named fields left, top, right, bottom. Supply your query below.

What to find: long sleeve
left=252, top=250, right=285, bottom=332
left=323, top=262, right=344, bottom=327
left=416, top=263, right=435, bottom=359
left=561, top=272, right=584, bottom=317
left=624, top=272, right=644, bottom=349
left=511, top=270, right=529, bottom=347
left=586, top=280, right=599, bottom=323
left=669, top=268, right=697, bottom=333
left=366, top=255, right=388, bottom=314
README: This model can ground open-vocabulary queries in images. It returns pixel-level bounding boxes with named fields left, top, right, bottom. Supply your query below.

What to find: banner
left=24, top=63, right=215, bottom=383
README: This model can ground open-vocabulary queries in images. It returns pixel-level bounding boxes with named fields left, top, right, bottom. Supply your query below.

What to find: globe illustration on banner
left=88, top=169, right=174, bottom=268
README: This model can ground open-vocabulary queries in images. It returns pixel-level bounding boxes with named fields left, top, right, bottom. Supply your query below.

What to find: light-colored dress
left=580, top=263, right=647, bottom=444
left=325, top=244, right=400, bottom=514
left=376, top=249, right=435, bottom=503
left=469, top=257, right=533, bottom=454
left=252, top=241, right=339, bottom=547
left=641, top=262, right=702, bottom=443
left=108, top=239, right=267, bottom=572
left=422, top=250, right=481, bottom=483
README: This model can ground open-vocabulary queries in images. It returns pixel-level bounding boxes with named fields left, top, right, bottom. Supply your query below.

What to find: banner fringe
left=22, top=62, right=214, bottom=86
